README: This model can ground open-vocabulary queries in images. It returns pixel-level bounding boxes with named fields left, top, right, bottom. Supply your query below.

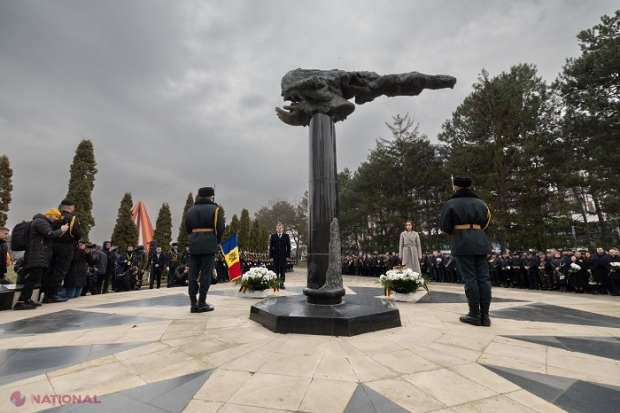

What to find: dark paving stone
left=555, top=380, right=620, bottom=413
left=491, top=303, right=620, bottom=327
left=44, top=369, right=213, bottom=413
left=0, top=309, right=163, bottom=336
left=344, top=384, right=409, bottom=413
left=347, top=286, right=384, bottom=296
left=483, top=364, right=576, bottom=402
left=415, top=291, right=526, bottom=304
left=0, top=342, right=149, bottom=386
left=505, top=335, right=620, bottom=361
left=484, top=364, right=620, bottom=413
left=89, top=294, right=189, bottom=308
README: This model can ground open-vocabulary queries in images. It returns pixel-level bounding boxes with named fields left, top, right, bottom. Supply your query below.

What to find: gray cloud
left=0, top=0, right=616, bottom=243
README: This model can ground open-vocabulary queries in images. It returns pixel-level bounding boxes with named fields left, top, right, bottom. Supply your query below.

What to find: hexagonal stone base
left=249, top=294, right=401, bottom=336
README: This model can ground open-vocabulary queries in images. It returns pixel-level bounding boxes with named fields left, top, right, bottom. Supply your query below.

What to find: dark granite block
left=555, top=380, right=620, bottom=413
left=249, top=294, right=401, bottom=336
left=415, top=291, right=526, bottom=304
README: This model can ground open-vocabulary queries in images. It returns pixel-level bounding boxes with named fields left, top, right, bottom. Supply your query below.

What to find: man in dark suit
left=269, top=223, right=291, bottom=289
left=149, top=246, right=168, bottom=289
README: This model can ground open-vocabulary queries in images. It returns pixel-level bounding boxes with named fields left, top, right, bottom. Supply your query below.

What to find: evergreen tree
left=338, top=114, right=448, bottom=253
left=65, top=139, right=98, bottom=240
left=260, top=225, right=269, bottom=253
left=439, top=65, right=564, bottom=251
left=249, top=218, right=261, bottom=251
left=229, top=214, right=240, bottom=238
left=177, top=191, right=193, bottom=249
left=153, top=203, right=173, bottom=253
left=0, top=155, right=13, bottom=227
left=111, top=192, right=138, bottom=250
left=239, top=209, right=251, bottom=250
left=555, top=10, right=620, bottom=245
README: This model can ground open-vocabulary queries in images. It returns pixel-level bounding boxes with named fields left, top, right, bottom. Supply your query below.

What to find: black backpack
left=10, top=221, right=31, bottom=252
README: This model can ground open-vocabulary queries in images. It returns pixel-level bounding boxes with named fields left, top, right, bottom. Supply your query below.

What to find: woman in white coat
left=399, top=220, right=422, bottom=274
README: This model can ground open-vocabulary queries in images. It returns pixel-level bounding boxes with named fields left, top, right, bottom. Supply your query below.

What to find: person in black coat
left=43, top=199, right=81, bottom=303
left=149, top=246, right=168, bottom=289
left=59, top=240, right=94, bottom=299
left=15, top=209, right=68, bottom=310
left=269, top=223, right=291, bottom=289
left=439, top=176, right=493, bottom=327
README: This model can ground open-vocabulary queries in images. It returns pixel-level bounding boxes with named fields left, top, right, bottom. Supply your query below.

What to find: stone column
left=304, top=113, right=345, bottom=305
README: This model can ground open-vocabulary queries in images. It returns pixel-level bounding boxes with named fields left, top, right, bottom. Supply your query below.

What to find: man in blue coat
left=184, top=187, right=225, bottom=313
left=440, top=176, right=493, bottom=326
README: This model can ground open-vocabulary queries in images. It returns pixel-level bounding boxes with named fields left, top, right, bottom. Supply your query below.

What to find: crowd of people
left=340, top=248, right=620, bottom=296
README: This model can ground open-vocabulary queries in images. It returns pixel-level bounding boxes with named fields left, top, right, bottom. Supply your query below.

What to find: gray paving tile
left=0, top=342, right=149, bottom=386
left=555, top=380, right=620, bottom=413
left=88, top=294, right=188, bottom=308
left=121, top=370, right=210, bottom=402
left=42, top=370, right=213, bottom=413
left=491, top=303, right=620, bottom=327
left=416, top=290, right=527, bottom=304
left=506, top=335, right=620, bottom=360
left=483, top=364, right=576, bottom=402
left=147, top=370, right=214, bottom=412
left=0, top=309, right=163, bottom=335
left=344, top=384, right=409, bottom=413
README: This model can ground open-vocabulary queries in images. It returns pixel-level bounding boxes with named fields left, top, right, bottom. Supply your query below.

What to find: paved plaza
left=1, top=268, right=619, bottom=413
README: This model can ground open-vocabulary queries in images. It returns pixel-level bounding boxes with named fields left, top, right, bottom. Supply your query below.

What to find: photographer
left=168, top=264, right=189, bottom=287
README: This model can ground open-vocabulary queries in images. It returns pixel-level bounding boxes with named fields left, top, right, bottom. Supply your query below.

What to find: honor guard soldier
left=440, top=176, right=492, bottom=327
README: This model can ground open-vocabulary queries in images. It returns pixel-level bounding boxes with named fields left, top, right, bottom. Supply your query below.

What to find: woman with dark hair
left=398, top=220, right=422, bottom=274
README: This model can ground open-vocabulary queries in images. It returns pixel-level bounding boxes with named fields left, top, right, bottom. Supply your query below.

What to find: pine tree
left=260, top=225, right=269, bottom=253
left=111, top=192, right=138, bottom=250
left=229, top=214, right=240, bottom=238
left=249, top=218, right=261, bottom=251
left=65, top=140, right=98, bottom=240
left=238, top=209, right=250, bottom=250
left=0, top=155, right=13, bottom=227
left=177, top=191, right=193, bottom=249
left=153, top=203, right=173, bottom=253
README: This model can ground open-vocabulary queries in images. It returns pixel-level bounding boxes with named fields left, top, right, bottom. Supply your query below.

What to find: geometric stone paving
left=0, top=269, right=619, bottom=412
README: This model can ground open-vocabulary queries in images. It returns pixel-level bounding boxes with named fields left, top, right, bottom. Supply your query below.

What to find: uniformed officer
left=184, top=187, right=225, bottom=313
left=440, top=176, right=492, bottom=327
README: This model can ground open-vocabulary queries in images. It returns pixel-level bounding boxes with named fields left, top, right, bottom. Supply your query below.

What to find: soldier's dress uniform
left=184, top=187, right=225, bottom=313
left=440, top=177, right=492, bottom=327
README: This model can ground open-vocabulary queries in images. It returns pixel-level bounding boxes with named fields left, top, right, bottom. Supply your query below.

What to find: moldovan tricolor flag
left=221, top=233, right=241, bottom=281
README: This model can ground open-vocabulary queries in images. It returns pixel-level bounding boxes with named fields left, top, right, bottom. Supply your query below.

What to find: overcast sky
left=1, top=0, right=616, bottom=244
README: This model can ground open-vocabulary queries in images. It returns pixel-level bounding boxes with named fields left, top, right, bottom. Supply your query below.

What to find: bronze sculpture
left=275, top=68, right=457, bottom=126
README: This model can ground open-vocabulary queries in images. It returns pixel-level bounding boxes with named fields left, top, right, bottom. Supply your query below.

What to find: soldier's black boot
left=480, top=303, right=491, bottom=327
left=189, top=295, right=197, bottom=313
left=195, top=293, right=214, bottom=313
left=459, top=304, right=482, bottom=326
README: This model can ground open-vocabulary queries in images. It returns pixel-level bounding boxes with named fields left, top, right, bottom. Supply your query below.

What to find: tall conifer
left=153, top=203, right=173, bottom=253
left=177, top=191, right=193, bottom=249
left=239, top=209, right=250, bottom=250
left=0, top=155, right=13, bottom=227
left=111, top=192, right=138, bottom=249
left=65, top=140, right=98, bottom=240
